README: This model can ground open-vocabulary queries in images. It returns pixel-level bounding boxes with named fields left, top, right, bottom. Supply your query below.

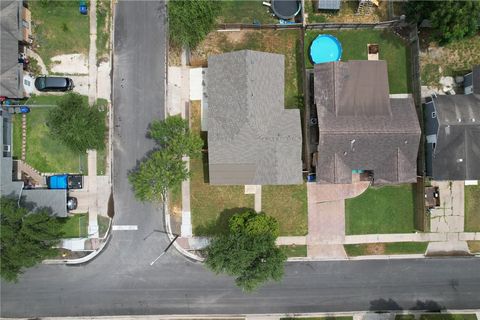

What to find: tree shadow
left=369, top=298, right=403, bottom=311
left=410, top=300, right=445, bottom=312
left=194, top=207, right=250, bottom=237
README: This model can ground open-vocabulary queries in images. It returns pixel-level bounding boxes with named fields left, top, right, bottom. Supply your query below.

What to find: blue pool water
left=309, top=34, right=342, bottom=64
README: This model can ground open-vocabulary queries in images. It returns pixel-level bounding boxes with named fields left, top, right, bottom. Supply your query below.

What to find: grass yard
left=12, top=115, right=22, bottom=159
left=263, top=184, right=307, bottom=236
left=191, top=30, right=303, bottom=108
left=344, top=242, right=428, bottom=257
left=59, top=213, right=88, bottom=238
left=419, top=315, right=478, bottom=320
left=189, top=101, right=254, bottom=236
left=468, top=241, right=480, bottom=254
left=217, top=0, right=277, bottom=24
left=395, top=316, right=415, bottom=320
left=29, top=1, right=90, bottom=70
left=345, top=184, right=416, bottom=235
left=304, top=30, right=411, bottom=94
left=96, top=0, right=111, bottom=60
left=24, top=107, right=87, bottom=174
left=465, top=185, right=480, bottom=232
left=98, top=215, right=111, bottom=238
left=420, top=33, right=480, bottom=87
left=280, top=245, right=307, bottom=257
left=281, top=317, right=353, bottom=320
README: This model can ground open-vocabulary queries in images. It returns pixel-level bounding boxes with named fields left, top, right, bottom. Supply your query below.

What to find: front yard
left=59, top=213, right=88, bottom=238
left=344, top=242, right=428, bottom=256
left=190, top=30, right=303, bottom=108
left=30, top=1, right=90, bottom=69
left=345, top=184, right=416, bottom=235
left=465, top=185, right=480, bottom=232
left=304, top=29, right=411, bottom=94
left=189, top=101, right=307, bottom=236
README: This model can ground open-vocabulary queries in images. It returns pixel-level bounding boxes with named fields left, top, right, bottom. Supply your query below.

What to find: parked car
left=34, top=76, right=74, bottom=92
left=67, top=197, right=78, bottom=211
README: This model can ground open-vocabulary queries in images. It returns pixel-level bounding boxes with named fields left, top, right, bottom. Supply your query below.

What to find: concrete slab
left=307, top=179, right=370, bottom=203
left=307, top=244, right=347, bottom=259
left=430, top=181, right=464, bottom=233
left=245, top=185, right=257, bottom=194
left=50, top=53, right=89, bottom=74
left=307, top=197, right=345, bottom=244
left=426, top=241, right=470, bottom=256
left=97, top=60, right=111, bottom=100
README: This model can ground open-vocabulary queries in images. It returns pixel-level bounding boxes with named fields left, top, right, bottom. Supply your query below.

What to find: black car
left=67, top=197, right=78, bottom=211
left=34, top=76, right=74, bottom=92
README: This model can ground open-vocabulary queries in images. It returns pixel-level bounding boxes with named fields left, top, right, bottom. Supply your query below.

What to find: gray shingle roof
left=1, top=0, right=23, bottom=98
left=207, top=50, right=303, bottom=185
left=428, top=94, right=480, bottom=181
left=317, top=0, right=341, bottom=10
left=314, top=61, right=421, bottom=185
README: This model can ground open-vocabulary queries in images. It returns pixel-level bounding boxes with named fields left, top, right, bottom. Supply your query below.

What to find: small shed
left=317, top=0, right=341, bottom=10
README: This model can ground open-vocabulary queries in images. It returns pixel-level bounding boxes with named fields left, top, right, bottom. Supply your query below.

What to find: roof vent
left=457, top=158, right=463, bottom=163
left=343, top=151, right=347, bottom=156
left=457, top=118, right=462, bottom=122
left=404, top=140, right=408, bottom=144
left=472, top=118, right=476, bottom=122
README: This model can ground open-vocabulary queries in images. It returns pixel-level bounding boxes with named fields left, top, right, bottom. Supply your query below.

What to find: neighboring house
left=207, top=50, right=303, bottom=185
left=464, top=65, right=480, bottom=95
left=0, top=0, right=32, bottom=99
left=424, top=94, right=480, bottom=181
left=317, top=0, right=341, bottom=11
left=313, top=60, right=421, bottom=185
left=1, top=111, right=67, bottom=217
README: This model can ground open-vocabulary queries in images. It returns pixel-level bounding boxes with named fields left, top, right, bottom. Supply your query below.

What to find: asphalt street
left=1, top=1, right=480, bottom=317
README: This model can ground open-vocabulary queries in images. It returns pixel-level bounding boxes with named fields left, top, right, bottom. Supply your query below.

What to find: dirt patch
left=365, top=243, right=386, bottom=255
left=225, top=31, right=247, bottom=43
left=50, top=54, right=88, bottom=74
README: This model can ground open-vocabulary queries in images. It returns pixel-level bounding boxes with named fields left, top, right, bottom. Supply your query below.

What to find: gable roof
left=430, top=94, right=480, bottom=180
left=0, top=0, right=23, bottom=98
left=314, top=61, right=421, bottom=185
left=207, top=50, right=302, bottom=185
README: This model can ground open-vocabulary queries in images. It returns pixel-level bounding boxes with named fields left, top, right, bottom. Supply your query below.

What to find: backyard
left=189, top=101, right=307, bottom=236
left=345, top=184, right=416, bottom=235
left=29, top=1, right=90, bottom=70
left=465, top=185, right=480, bottom=232
left=217, top=0, right=277, bottom=24
left=304, top=0, right=390, bottom=24
left=190, top=29, right=304, bottom=108
left=304, top=29, right=411, bottom=94
left=420, top=33, right=480, bottom=87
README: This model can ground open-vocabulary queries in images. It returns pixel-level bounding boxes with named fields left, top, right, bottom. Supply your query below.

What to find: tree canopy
left=0, top=197, right=64, bottom=282
left=205, top=210, right=287, bottom=292
left=129, top=115, right=202, bottom=202
left=406, top=0, right=480, bottom=44
left=168, top=0, right=221, bottom=48
left=47, top=93, right=106, bottom=153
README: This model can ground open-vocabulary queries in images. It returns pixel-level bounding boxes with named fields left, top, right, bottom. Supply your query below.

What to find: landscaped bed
left=465, top=185, right=480, bottom=232
left=344, top=242, right=428, bottom=257
left=345, top=184, right=416, bottom=235
left=190, top=30, right=303, bottom=108
left=304, top=29, right=411, bottom=94
left=29, top=1, right=90, bottom=69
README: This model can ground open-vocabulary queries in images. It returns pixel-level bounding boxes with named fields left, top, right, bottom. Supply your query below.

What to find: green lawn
left=345, top=184, right=416, bottom=235
left=217, top=0, right=277, bottom=24
left=96, top=0, right=110, bottom=60
left=282, top=317, right=353, bottom=320
left=98, top=215, right=111, bottom=238
left=263, top=184, right=307, bottom=236
left=59, top=213, right=88, bottom=238
left=281, top=245, right=307, bottom=257
left=344, top=242, right=428, bottom=257
left=304, top=30, right=411, bottom=93
left=23, top=107, right=87, bottom=173
left=29, top=1, right=90, bottom=70
left=192, top=30, right=303, bottom=108
left=465, top=185, right=480, bottom=232
left=419, top=315, right=477, bottom=320
left=12, top=115, right=23, bottom=159
left=395, top=316, right=415, bottom=320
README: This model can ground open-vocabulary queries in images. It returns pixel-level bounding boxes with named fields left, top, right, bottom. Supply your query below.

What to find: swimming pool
left=309, top=34, right=343, bottom=64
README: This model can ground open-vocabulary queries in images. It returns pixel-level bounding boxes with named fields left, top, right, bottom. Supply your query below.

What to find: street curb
left=43, top=218, right=113, bottom=265
left=287, top=253, right=480, bottom=262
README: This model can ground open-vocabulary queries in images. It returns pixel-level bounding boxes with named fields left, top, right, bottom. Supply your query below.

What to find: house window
left=432, top=112, right=436, bottom=118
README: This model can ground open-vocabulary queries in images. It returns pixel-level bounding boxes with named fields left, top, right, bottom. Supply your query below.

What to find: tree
left=406, top=0, right=480, bottom=44
left=47, top=93, right=106, bottom=153
left=0, top=197, right=64, bottom=282
left=129, top=115, right=202, bottom=202
left=128, top=150, right=189, bottom=202
left=168, top=0, right=221, bottom=48
left=149, top=116, right=203, bottom=159
left=205, top=210, right=287, bottom=292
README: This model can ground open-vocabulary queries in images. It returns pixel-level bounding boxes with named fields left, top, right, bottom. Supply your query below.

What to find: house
left=207, top=50, right=303, bottom=185
left=463, top=65, right=480, bottom=95
left=0, top=0, right=32, bottom=99
left=424, top=94, right=480, bottom=181
left=313, top=60, right=421, bottom=185
left=317, top=0, right=341, bottom=11
left=1, top=111, right=68, bottom=217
